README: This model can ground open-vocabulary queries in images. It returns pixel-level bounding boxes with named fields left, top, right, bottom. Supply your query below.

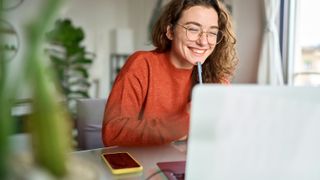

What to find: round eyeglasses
left=176, top=23, right=224, bottom=45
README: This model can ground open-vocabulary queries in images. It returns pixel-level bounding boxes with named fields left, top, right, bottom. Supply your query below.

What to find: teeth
left=191, top=48, right=205, bottom=54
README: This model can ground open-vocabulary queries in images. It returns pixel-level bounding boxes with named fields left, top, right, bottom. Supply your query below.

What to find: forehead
left=179, top=5, right=219, bottom=27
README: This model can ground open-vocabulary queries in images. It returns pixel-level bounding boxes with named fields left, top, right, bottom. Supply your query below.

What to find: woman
left=102, top=0, right=237, bottom=146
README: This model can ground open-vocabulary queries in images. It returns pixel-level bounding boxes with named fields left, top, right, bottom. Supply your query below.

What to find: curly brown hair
left=152, top=0, right=238, bottom=85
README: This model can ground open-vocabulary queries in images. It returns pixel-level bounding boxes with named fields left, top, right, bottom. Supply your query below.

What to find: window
left=284, top=0, right=320, bottom=86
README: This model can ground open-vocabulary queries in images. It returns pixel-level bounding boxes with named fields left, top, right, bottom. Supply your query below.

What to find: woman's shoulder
left=125, top=50, right=166, bottom=67
left=129, top=50, right=164, bottom=61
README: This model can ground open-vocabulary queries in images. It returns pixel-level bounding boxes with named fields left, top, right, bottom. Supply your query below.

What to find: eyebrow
left=184, top=21, right=219, bottom=29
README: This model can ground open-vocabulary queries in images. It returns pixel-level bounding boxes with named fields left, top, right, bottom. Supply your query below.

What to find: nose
left=197, top=32, right=209, bottom=45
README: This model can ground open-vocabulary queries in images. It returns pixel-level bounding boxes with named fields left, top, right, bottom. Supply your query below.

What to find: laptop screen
left=186, top=85, right=320, bottom=180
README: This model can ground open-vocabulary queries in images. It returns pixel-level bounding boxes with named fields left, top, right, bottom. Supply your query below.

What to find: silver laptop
left=186, top=85, right=320, bottom=180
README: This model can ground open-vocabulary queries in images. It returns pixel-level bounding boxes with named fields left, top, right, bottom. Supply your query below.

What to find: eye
left=208, top=31, right=219, bottom=37
left=187, top=27, right=201, bottom=34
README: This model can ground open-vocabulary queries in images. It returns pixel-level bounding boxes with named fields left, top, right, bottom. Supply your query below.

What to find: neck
left=168, top=52, right=193, bottom=70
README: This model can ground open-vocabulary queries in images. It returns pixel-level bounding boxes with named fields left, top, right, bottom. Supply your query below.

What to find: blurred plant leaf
left=23, top=0, right=71, bottom=177
left=71, top=58, right=93, bottom=65
left=73, top=67, right=89, bottom=78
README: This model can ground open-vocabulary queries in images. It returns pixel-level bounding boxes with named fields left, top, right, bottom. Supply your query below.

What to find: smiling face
left=166, top=5, right=219, bottom=69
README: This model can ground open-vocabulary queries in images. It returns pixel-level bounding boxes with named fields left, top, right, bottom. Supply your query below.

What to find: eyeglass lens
left=186, top=27, right=223, bottom=44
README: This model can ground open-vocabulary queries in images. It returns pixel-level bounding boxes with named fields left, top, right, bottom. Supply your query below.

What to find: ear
left=166, top=25, right=174, bottom=40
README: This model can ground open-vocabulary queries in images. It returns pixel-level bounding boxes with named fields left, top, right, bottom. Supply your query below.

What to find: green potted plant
left=46, top=19, right=94, bottom=116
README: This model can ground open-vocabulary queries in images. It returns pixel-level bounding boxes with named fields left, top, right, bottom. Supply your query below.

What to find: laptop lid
left=186, top=85, right=320, bottom=180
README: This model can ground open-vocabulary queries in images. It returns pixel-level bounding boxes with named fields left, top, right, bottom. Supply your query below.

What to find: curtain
left=258, top=0, right=284, bottom=85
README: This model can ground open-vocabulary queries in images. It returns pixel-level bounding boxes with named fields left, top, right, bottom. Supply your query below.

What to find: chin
left=192, top=58, right=206, bottom=64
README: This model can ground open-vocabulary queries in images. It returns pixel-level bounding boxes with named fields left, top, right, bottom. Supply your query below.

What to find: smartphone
left=101, top=152, right=143, bottom=175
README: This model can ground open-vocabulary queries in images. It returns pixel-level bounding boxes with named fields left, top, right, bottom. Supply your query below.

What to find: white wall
left=127, top=0, right=157, bottom=51
left=232, top=0, right=264, bottom=83
left=6, top=0, right=48, bottom=100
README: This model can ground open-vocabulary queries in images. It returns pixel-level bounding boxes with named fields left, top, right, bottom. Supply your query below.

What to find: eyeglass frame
left=175, top=23, right=224, bottom=45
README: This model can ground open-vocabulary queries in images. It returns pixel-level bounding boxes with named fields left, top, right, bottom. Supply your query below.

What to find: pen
left=196, top=62, right=203, bottom=84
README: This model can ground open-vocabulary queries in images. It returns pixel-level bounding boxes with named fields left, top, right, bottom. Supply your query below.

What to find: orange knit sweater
left=102, top=51, right=193, bottom=146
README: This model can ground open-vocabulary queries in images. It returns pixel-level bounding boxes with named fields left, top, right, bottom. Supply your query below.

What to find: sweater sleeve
left=102, top=55, right=189, bottom=146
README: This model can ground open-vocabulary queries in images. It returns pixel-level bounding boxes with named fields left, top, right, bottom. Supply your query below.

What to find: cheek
left=174, top=31, right=189, bottom=44
left=172, top=37, right=189, bottom=52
